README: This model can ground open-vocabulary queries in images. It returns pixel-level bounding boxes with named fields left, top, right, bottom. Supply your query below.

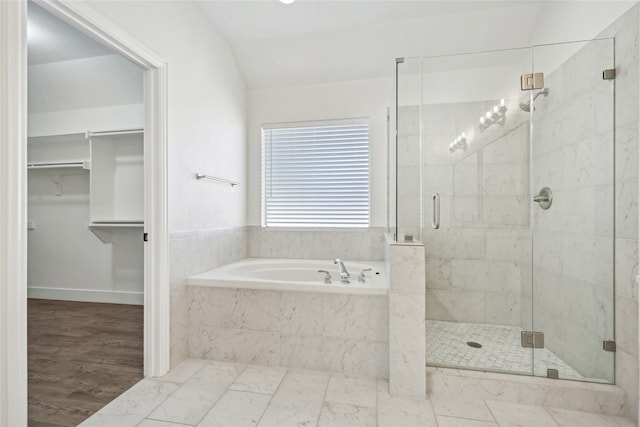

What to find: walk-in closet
left=27, top=2, right=145, bottom=425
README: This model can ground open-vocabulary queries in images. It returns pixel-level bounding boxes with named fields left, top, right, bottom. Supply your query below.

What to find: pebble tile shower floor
left=426, top=320, right=586, bottom=380
left=78, top=358, right=633, bottom=427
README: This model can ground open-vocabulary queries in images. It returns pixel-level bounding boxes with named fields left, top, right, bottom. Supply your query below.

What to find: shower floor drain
left=466, top=341, right=482, bottom=349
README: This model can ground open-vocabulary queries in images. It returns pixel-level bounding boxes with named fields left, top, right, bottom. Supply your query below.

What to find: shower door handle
left=432, top=193, right=440, bottom=229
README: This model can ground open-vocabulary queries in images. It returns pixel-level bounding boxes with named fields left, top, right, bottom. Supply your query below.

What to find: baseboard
left=27, top=286, right=143, bottom=305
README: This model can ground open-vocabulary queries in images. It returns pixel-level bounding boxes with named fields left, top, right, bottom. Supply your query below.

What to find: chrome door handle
left=432, top=193, right=440, bottom=229
left=533, top=187, right=552, bottom=210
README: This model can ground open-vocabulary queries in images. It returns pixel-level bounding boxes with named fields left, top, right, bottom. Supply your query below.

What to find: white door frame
left=0, top=1, right=169, bottom=424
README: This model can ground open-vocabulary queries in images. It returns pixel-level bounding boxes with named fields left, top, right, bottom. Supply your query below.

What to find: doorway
left=27, top=3, right=146, bottom=424
left=0, top=1, right=169, bottom=425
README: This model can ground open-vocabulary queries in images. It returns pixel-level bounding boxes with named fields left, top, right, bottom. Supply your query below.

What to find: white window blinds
left=262, top=121, right=370, bottom=228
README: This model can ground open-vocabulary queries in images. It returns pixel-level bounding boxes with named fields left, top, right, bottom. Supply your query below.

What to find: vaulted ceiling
left=27, top=1, right=636, bottom=89
left=197, top=0, right=635, bottom=89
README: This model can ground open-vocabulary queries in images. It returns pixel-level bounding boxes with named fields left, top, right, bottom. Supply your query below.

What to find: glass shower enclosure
left=395, top=38, right=615, bottom=383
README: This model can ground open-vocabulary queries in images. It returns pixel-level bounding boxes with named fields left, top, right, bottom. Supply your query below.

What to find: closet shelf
left=89, top=222, right=144, bottom=228
left=28, top=160, right=90, bottom=170
left=88, top=222, right=144, bottom=243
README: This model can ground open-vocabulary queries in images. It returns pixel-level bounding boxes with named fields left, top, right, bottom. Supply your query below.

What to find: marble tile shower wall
left=523, top=38, right=616, bottom=382
left=602, top=6, right=638, bottom=421
left=408, top=102, right=529, bottom=327
left=523, top=5, right=638, bottom=418
left=169, top=226, right=249, bottom=366
left=247, top=226, right=387, bottom=261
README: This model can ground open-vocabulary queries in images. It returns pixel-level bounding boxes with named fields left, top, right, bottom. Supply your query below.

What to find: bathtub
left=186, top=257, right=389, bottom=377
left=187, top=258, right=388, bottom=295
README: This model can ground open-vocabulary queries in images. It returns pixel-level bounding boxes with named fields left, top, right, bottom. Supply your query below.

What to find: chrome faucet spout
left=334, top=258, right=350, bottom=283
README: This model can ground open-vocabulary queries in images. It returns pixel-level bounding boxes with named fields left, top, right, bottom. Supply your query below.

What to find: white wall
left=28, top=54, right=142, bottom=113
left=248, top=77, right=393, bottom=228
left=27, top=168, right=144, bottom=304
left=85, top=0, right=247, bottom=233
left=28, top=54, right=144, bottom=136
left=79, top=0, right=248, bottom=366
left=529, top=1, right=636, bottom=46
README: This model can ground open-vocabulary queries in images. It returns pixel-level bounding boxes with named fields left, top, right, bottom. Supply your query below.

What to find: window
left=262, top=120, right=370, bottom=228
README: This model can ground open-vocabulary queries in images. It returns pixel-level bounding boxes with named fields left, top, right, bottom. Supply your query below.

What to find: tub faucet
left=334, top=258, right=350, bottom=284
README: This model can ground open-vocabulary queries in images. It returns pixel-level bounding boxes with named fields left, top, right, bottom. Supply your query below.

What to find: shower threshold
left=426, top=320, right=596, bottom=381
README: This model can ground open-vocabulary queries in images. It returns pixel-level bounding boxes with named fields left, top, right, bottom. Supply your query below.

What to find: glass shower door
left=421, top=48, right=535, bottom=376
left=530, top=38, right=615, bottom=383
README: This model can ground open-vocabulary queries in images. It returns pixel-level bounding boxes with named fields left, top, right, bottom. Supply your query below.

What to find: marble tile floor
left=427, top=320, right=587, bottom=380
left=78, top=358, right=635, bottom=427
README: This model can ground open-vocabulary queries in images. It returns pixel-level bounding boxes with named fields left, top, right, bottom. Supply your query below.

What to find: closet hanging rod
left=85, top=129, right=144, bottom=138
left=195, top=173, right=239, bottom=187
left=28, top=161, right=89, bottom=170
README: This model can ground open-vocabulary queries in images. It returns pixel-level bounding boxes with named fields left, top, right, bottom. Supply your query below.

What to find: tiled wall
left=169, top=226, right=248, bottom=366
left=410, top=4, right=638, bottom=419
left=601, top=5, right=639, bottom=421
left=170, top=226, right=388, bottom=369
left=524, top=38, right=616, bottom=382
left=522, top=7, right=639, bottom=413
left=386, top=236, right=426, bottom=396
left=187, top=286, right=389, bottom=378
left=247, top=226, right=387, bottom=261
left=409, top=102, right=529, bottom=326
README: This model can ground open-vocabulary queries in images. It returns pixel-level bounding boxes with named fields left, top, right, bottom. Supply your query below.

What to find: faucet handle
left=358, top=267, right=372, bottom=283
left=318, top=269, right=332, bottom=284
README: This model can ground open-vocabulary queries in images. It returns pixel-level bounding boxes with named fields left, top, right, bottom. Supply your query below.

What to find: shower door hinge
left=547, top=369, right=559, bottom=379
left=396, top=57, right=405, bottom=64
left=603, top=340, right=616, bottom=352
left=603, top=69, right=616, bottom=80
left=521, top=73, right=544, bottom=90
left=143, top=232, right=148, bottom=242
left=521, top=331, right=544, bottom=348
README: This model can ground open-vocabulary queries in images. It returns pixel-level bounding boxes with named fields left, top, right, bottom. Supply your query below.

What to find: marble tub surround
left=187, top=285, right=389, bottom=378
left=169, top=226, right=249, bottom=366
left=386, top=235, right=426, bottom=397
left=247, top=226, right=386, bottom=261
left=79, top=359, right=635, bottom=427
left=170, top=227, right=249, bottom=286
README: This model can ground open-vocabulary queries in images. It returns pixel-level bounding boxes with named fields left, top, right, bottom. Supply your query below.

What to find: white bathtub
left=187, top=258, right=388, bottom=295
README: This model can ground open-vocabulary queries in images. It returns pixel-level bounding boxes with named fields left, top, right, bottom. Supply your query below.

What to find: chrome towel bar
left=195, top=173, right=239, bottom=187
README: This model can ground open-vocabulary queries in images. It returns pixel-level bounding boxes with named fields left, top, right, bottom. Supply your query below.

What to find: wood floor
left=28, top=299, right=143, bottom=427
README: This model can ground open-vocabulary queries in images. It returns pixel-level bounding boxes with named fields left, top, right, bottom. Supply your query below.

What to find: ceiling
left=197, top=0, right=635, bottom=89
left=28, top=2, right=114, bottom=66
left=27, top=1, right=636, bottom=90
left=197, top=0, right=542, bottom=89
left=196, top=1, right=527, bottom=41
